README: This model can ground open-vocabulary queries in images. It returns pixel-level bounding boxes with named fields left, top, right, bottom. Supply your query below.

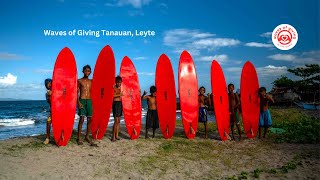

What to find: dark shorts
left=78, top=99, right=92, bottom=117
left=230, top=109, right=240, bottom=127
left=198, top=107, right=208, bottom=123
left=146, top=110, right=159, bottom=129
left=112, top=101, right=122, bottom=118
left=259, top=110, right=272, bottom=127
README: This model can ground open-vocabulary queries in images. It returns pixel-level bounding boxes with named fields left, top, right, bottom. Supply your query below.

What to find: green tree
left=288, top=64, right=320, bottom=101
left=272, top=76, right=295, bottom=88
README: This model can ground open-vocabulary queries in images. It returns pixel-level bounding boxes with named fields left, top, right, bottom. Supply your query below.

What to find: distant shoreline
left=0, top=98, right=44, bottom=101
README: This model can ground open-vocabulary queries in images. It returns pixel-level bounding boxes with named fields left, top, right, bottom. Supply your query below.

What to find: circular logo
left=272, top=24, right=298, bottom=50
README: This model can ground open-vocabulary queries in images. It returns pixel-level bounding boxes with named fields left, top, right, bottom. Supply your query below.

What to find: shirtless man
left=259, top=87, right=274, bottom=138
left=198, top=86, right=211, bottom=139
left=141, top=86, right=159, bottom=138
left=112, top=76, right=123, bottom=142
left=228, top=84, right=242, bottom=141
left=77, top=65, right=96, bottom=146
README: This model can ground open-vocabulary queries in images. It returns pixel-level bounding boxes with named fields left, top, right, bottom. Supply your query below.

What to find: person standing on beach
left=259, top=87, right=274, bottom=138
left=43, top=78, right=52, bottom=145
left=198, top=86, right=211, bottom=139
left=77, top=65, right=96, bottom=146
left=141, top=86, right=159, bottom=139
left=228, top=84, right=242, bottom=141
left=112, top=76, right=123, bottom=142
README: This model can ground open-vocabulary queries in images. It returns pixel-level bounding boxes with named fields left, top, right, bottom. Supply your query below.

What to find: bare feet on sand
left=85, top=137, right=97, bottom=146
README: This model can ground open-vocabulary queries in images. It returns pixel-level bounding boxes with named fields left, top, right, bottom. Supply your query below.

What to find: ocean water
left=0, top=100, right=215, bottom=140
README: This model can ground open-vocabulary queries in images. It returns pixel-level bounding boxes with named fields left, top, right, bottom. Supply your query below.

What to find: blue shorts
left=198, top=107, right=208, bottom=123
left=259, top=110, right=272, bottom=127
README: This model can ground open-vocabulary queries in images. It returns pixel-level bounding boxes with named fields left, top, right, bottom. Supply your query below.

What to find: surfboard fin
left=250, top=128, right=254, bottom=136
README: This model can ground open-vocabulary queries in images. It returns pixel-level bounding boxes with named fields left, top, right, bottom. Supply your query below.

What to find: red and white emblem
left=272, top=24, right=298, bottom=50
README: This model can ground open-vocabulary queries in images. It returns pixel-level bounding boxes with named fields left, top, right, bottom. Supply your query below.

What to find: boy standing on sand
left=141, top=86, right=159, bottom=139
left=77, top=65, right=96, bottom=146
left=228, top=84, right=242, bottom=141
left=198, top=86, right=211, bottom=139
left=112, top=76, right=123, bottom=142
left=43, top=79, right=52, bottom=144
left=259, top=87, right=274, bottom=138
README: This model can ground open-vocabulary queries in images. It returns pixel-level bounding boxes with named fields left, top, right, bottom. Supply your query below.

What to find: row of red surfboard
left=51, top=45, right=259, bottom=146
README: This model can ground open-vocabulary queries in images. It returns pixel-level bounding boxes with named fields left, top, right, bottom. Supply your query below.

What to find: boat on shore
left=294, top=101, right=319, bottom=110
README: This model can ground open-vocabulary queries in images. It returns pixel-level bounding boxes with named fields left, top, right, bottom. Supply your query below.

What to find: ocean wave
left=0, top=118, right=35, bottom=127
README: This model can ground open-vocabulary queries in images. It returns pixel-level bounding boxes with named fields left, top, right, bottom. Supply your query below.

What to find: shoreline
left=0, top=107, right=319, bottom=179
left=1, top=123, right=319, bottom=179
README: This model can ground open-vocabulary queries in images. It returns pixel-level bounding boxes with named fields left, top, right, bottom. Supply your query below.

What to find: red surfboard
left=51, top=47, right=77, bottom=146
left=155, top=54, right=176, bottom=139
left=240, top=61, right=260, bottom=138
left=91, top=45, right=116, bottom=139
left=120, top=56, right=142, bottom=140
left=211, top=60, right=230, bottom=141
left=178, top=50, right=198, bottom=139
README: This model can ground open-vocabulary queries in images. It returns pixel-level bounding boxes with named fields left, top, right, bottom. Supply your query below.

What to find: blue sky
left=0, top=0, right=319, bottom=100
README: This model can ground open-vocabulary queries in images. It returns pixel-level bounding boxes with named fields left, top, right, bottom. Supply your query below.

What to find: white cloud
left=232, top=60, right=242, bottom=65
left=268, top=51, right=320, bottom=64
left=159, top=3, right=168, bottom=9
left=268, top=54, right=296, bottom=61
left=163, top=29, right=215, bottom=47
left=192, top=38, right=240, bottom=49
left=225, top=67, right=242, bottom=73
left=245, top=42, right=273, bottom=48
left=34, top=69, right=53, bottom=74
left=163, top=29, right=239, bottom=57
left=105, top=0, right=152, bottom=8
left=225, top=65, right=288, bottom=91
left=138, top=72, right=155, bottom=76
left=0, top=83, right=44, bottom=100
left=302, top=50, right=320, bottom=57
left=199, top=54, right=228, bottom=64
left=226, top=65, right=287, bottom=77
left=260, top=32, right=272, bottom=38
left=0, top=52, right=28, bottom=60
left=133, top=56, right=147, bottom=60
left=158, top=3, right=168, bottom=14
left=0, top=73, right=17, bottom=86
left=256, top=65, right=288, bottom=77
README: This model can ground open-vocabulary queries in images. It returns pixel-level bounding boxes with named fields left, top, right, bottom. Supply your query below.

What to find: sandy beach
left=0, top=108, right=319, bottom=180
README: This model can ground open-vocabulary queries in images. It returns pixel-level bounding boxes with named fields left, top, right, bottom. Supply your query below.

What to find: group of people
left=43, top=64, right=274, bottom=146
left=198, top=84, right=274, bottom=141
